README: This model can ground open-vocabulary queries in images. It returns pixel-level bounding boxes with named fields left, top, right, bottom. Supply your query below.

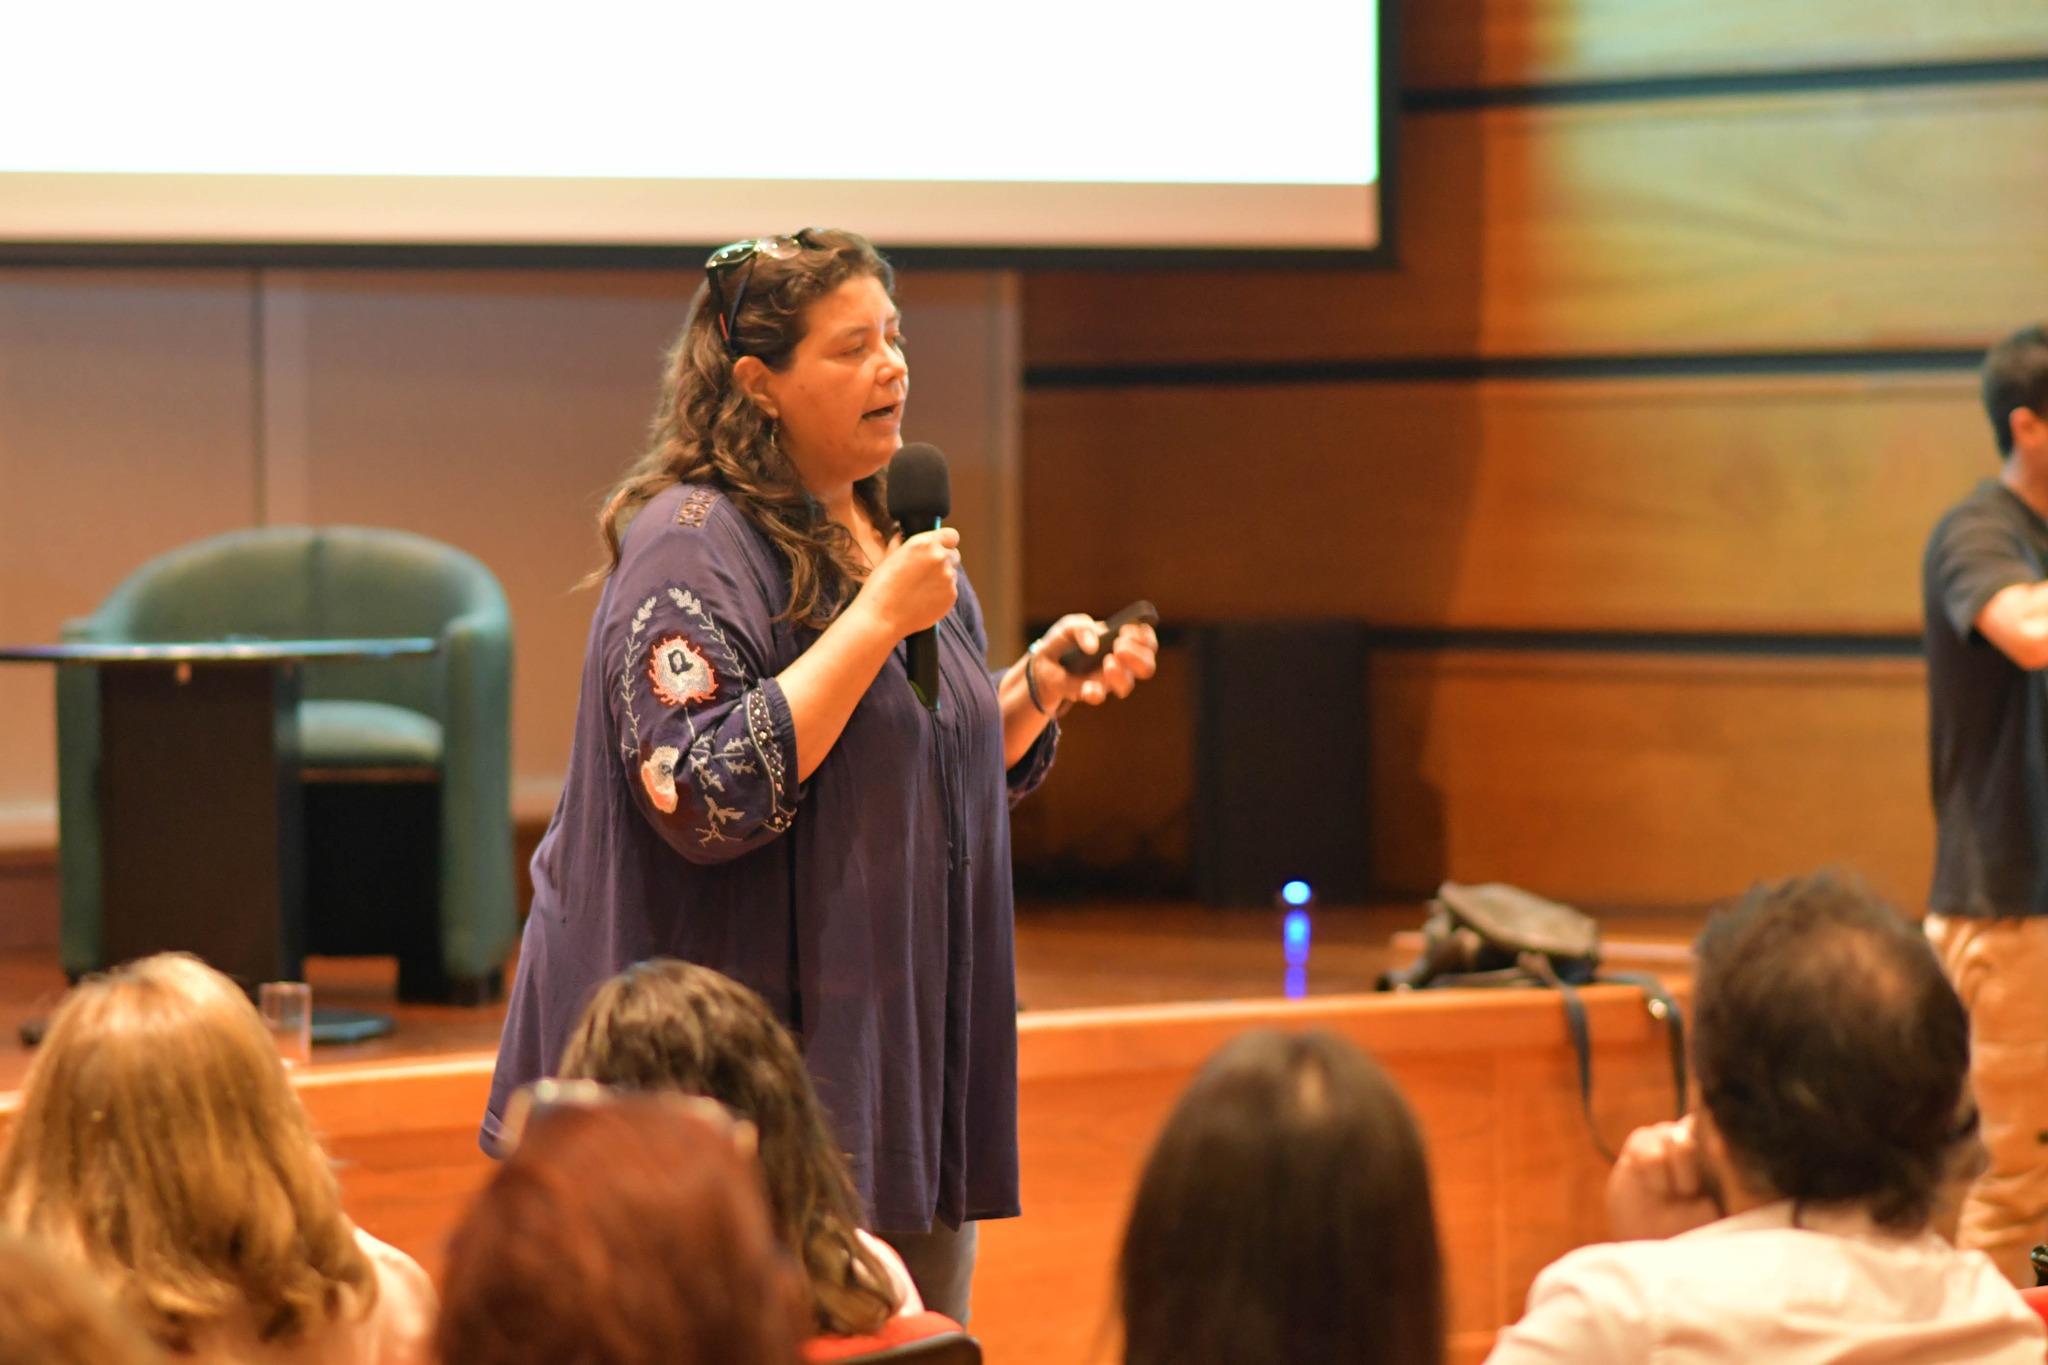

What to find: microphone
left=885, top=442, right=950, bottom=712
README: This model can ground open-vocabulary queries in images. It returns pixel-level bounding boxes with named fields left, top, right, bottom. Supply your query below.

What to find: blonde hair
left=0, top=1231, right=164, bottom=1365
left=0, top=953, right=376, bottom=1352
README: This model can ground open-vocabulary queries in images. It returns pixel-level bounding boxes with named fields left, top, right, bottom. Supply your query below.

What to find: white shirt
left=1486, top=1201, right=2045, bottom=1365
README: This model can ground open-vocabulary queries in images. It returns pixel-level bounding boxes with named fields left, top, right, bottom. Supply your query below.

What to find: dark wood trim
left=1026, top=348, right=1984, bottom=391
left=1406, top=55, right=2048, bottom=111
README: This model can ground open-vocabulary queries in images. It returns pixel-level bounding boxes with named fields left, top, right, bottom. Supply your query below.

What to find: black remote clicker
left=1057, top=600, right=1160, bottom=675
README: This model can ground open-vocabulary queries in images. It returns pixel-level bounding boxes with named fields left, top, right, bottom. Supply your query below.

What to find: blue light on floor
left=1284, top=964, right=1308, bottom=1000
left=1283, top=908, right=1312, bottom=967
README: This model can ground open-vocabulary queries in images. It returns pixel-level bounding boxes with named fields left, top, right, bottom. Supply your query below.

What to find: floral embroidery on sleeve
left=641, top=744, right=682, bottom=813
left=620, top=585, right=797, bottom=845
left=647, top=633, right=717, bottom=708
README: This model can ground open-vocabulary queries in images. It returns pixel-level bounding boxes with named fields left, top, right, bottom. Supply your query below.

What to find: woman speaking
left=484, top=228, right=1157, bottom=1319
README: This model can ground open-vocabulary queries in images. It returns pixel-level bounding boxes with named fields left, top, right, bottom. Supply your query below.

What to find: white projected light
left=0, top=1, right=1384, bottom=252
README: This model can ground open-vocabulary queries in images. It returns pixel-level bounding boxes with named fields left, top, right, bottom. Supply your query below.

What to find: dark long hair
left=557, top=959, right=902, bottom=1335
left=1118, top=1029, right=1445, bottom=1365
left=436, top=1100, right=806, bottom=1365
left=592, top=228, right=897, bottom=625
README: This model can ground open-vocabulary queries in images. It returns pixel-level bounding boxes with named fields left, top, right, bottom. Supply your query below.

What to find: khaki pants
left=1927, top=913, right=2048, bottom=1286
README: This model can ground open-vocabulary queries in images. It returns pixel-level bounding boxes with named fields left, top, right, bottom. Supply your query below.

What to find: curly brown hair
left=593, top=228, right=898, bottom=625
left=557, top=959, right=903, bottom=1336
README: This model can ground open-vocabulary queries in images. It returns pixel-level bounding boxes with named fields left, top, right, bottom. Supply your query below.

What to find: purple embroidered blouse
left=483, top=483, right=1057, bottom=1231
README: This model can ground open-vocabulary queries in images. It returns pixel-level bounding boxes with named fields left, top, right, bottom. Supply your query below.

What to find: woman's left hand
left=1030, top=612, right=1160, bottom=710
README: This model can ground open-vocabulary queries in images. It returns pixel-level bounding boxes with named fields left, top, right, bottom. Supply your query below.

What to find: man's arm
left=1975, top=580, right=2048, bottom=671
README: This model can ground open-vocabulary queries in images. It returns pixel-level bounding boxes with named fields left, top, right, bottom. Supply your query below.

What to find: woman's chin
left=857, top=427, right=904, bottom=471
left=786, top=436, right=900, bottom=491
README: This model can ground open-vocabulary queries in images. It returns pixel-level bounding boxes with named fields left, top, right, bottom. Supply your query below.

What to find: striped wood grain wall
left=1011, top=1, right=2048, bottom=909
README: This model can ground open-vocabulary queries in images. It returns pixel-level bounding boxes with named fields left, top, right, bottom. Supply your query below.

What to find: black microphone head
left=886, top=442, right=950, bottom=524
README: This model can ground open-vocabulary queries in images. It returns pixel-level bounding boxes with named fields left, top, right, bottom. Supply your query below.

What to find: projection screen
left=0, top=1, right=1387, bottom=255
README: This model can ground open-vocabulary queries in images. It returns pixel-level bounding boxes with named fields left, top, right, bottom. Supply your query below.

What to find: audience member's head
left=557, top=957, right=902, bottom=1334
left=1118, top=1029, right=1444, bottom=1365
left=0, top=953, right=376, bottom=1353
left=1982, top=321, right=2048, bottom=459
left=437, top=1096, right=806, bottom=1365
left=0, top=1231, right=164, bottom=1365
left=1692, top=869, right=1973, bottom=1231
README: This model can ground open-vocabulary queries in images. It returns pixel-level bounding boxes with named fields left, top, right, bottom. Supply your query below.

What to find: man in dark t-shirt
left=1922, top=321, right=2048, bottom=1286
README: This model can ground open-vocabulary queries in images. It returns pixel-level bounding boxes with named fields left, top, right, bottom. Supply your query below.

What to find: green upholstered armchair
left=57, top=526, right=516, bottom=1002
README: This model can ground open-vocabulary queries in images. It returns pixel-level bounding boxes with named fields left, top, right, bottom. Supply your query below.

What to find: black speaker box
left=1191, top=621, right=1372, bottom=907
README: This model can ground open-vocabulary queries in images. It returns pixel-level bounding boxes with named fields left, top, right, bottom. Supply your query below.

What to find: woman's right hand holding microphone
left=856, top=528, right=960, bottom=638
left=780, top=526, right=961, bottom=780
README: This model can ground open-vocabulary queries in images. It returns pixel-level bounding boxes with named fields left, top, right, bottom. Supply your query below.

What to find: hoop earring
left=761, top=417, right=797, bottom=482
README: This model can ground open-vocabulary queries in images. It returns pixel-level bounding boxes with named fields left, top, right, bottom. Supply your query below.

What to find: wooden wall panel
left=275, top=269, right=686, bottom=821
left=287, top=266, right=1024, bottom=825
left=1406, top=0, right=2048, bottom=89
left=1015, top=13, right=2037, bottom=912
left=1017, top=646, right=1933, bottom=912
left=1009, top=642, right=1195, bottom=879
left=0, top=263, right=1027, bottom=858
left=1024, top=83, right=2048, bottom=366
left=1025, top=372, right=1985, bottom=634
left=0, top=270, right=260, bottom=859
left=1370, top=651, right=1932, bottom=907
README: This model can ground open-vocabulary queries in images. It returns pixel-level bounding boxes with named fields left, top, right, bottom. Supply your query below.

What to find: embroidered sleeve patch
left=616, top=582, right=798, bottom=842
left=676, top=486, right=718, bottom=528
left=647, top=633, right=718, bottom=708
left=640, top=744, right=682, bottom=813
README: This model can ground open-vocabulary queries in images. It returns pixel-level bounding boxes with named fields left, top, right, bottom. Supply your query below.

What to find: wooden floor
left=0, top=899, right=1705, bottom=1363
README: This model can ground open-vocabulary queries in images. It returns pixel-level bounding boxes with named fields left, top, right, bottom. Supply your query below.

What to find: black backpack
left=1378, top=880, right=1687, bottom=1159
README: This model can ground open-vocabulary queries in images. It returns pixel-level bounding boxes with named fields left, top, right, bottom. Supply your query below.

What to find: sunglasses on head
left=499, top=1077, right=759, bottom=1159
left=705, top=231, right=812, bottom=356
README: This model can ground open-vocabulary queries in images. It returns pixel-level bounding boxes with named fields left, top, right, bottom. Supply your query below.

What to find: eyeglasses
left=705, top=231, right=810, bottom=356
left=499, top=1078, right=759, bottom=1159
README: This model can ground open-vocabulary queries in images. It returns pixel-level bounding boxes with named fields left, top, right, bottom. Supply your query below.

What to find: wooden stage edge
left=1, top=966, right=1695, bottom=1365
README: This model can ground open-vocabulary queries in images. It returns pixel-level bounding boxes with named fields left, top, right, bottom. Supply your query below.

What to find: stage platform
left=0, top=899, right=1702, bottom=1363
